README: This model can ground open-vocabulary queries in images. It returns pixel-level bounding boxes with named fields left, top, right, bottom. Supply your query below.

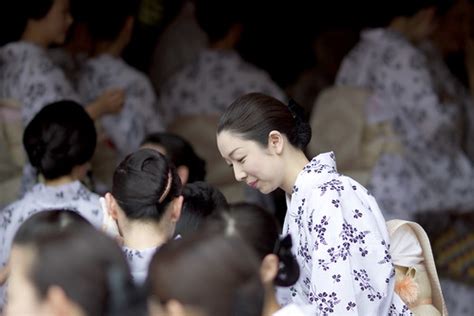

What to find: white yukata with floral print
left=77, top=53, right=164, bottom=158
left=280, top=152, right=410, bottom=315
left=0, top=181, right=103, bottom=309
left=0, top=41, right=80, bottom=126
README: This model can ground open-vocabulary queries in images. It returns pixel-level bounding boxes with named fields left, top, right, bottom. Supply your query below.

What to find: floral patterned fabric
left=0, top=41, right=80, bottom=126
left=0, top=181, right=103, bottom=308
left=336, top=28, right=474, bottom=220
left=158, top=48, right=286, bottom=125
left=77, top=54, right=164, bottom=158
left=280, top=152, right=410, bottom=315
left=122, top=246, right=158, bottom=284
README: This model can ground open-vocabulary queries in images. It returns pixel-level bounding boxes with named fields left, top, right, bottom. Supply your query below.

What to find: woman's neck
left=281, top=149, right=309, bottom=194
left=21, top=23, right=50, bottom=48
left=262, top=287, right=281, bottom=316
left=121, top=221, right=170, bottom=251
left=44, top=175, right=76, bottom=187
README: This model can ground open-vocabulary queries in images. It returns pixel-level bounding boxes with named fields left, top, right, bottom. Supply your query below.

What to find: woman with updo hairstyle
left=6, top=210, right=143, bottom=316
left=207, top=203, right=317, bottom=315
left=0, top=100, right=103, bottom=309
left=104, top=148, right=183, bottom=284
left=216, top=92, right=410, bottom=314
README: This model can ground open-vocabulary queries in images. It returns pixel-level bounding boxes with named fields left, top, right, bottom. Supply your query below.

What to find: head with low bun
left=216, top=93, right=311, bottom=194
left=106, top=149, right=183, bottom=243
left=204, top=202, right=299, bottom=315
left=23, top=100, right=97, bottom=181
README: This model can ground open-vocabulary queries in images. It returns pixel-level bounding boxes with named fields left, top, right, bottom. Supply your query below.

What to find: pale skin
left=21, top=0, right=124, bottom=120
left=216, top=130, right=309, bottom=195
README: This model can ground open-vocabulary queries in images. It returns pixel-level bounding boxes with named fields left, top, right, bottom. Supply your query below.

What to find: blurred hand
left=96, top=88, right=125, bottom=115
left=0, top=265, right=9, bottom=285
left=86, top=88, right=125, bottom=119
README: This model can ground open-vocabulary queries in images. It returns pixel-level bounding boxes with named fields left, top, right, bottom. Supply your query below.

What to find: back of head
left=142, top=133, right=206, bottom=183
left=112, top=148, right=182, bottom=222
left=13, top=210, right=135, bottom=316
left=175, top=181, right=228, bottom=237
left=218, top=93, right=311, bottom=150
left=0, top=0, right=54, bottom=45
left=86, top=0, right=138, bottom=41
left=23, top=100, right=97, bottom=180
left=195, top=0, right=243, bottom=43
left=209, top=203, right=300, bottom=287
left=148, top=232, right=264, bottom=316
left=359, top=0, right=448, bottom=27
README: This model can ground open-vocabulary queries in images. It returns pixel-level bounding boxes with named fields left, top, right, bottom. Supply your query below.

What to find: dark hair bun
left=23, top=100, right=97, bottom=180
left=287, top=99, right=312, bottom=149
left=112, top=149, right=182, bottom=222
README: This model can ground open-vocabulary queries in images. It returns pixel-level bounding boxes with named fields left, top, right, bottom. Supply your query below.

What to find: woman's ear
left=267, top=131, right=284, bottom=155
left=105, top=193, right=120, bottom=220
left=170, top=196, right=184, bottom=223
left=260, top=254, right=279, bottom=285
left=176, top=166, right=189, bottom=185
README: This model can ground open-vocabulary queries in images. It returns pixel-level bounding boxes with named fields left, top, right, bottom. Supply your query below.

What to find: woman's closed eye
left=237, top=157, right=246, bottom=163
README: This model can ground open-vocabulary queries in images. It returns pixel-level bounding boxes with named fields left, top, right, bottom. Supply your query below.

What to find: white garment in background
left=0, top=41, right=80, bottom=126
left=158, top=48, right=286, bottom=125
left=336, top=28, right=474, bottom=220
left=77, top=54, right=164, bottom=158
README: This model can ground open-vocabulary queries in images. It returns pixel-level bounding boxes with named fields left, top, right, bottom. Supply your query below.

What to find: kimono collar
left=290, top=152, right=339, bottom=197
left=0, top=41, right=46, bottom=64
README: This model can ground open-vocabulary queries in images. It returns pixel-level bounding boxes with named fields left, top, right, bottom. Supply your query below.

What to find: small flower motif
left=353, top=209, right=363, bottom=219
left=332, top=274, right=341, bottom=283
left=346, top=301, right=356, bottom=311
left=331, top=199, right=340, bottom=208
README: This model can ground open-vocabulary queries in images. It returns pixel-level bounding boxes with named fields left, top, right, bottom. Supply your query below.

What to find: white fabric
left=336, top=29, right=474, bottom=220
left=122, top=246, right=158, bottom=284
left=390, top=225, right=424, bottom=268
left=0, top=181, right=103, bottom=308
left=272, top=303, right=318, bottom=316
left=158, top=48, right=286, bottom=125
left=280, top=152, right=411, bottom=315
left=0, top=41, right=80, bottom=126
left=77, top=53, right=164, bottom=158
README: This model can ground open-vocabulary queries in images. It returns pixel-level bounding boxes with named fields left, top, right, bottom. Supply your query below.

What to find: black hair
left=147, top=232, right=264, bottom=316
left=0, top=0, right=55, bottom=45
left=195, top=0, right=243, bottom=43
left=112, top=148, right=182, bottom=222
left=174, top=181, right=228, bottom=237
left=218, top=93, right=311, bottom=150
left=23, top=100, right=97, bottom=180
left=208, top=203, right=300, bottom=287
left=141, top=132, right=206, bottom=183
left=85, top=0, right=139, bottom=41
left=13, top=210, right=139, bottom=316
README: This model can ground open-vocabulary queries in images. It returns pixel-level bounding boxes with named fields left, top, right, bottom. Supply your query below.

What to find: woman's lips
left=248, top=180, right=258, bottom=188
